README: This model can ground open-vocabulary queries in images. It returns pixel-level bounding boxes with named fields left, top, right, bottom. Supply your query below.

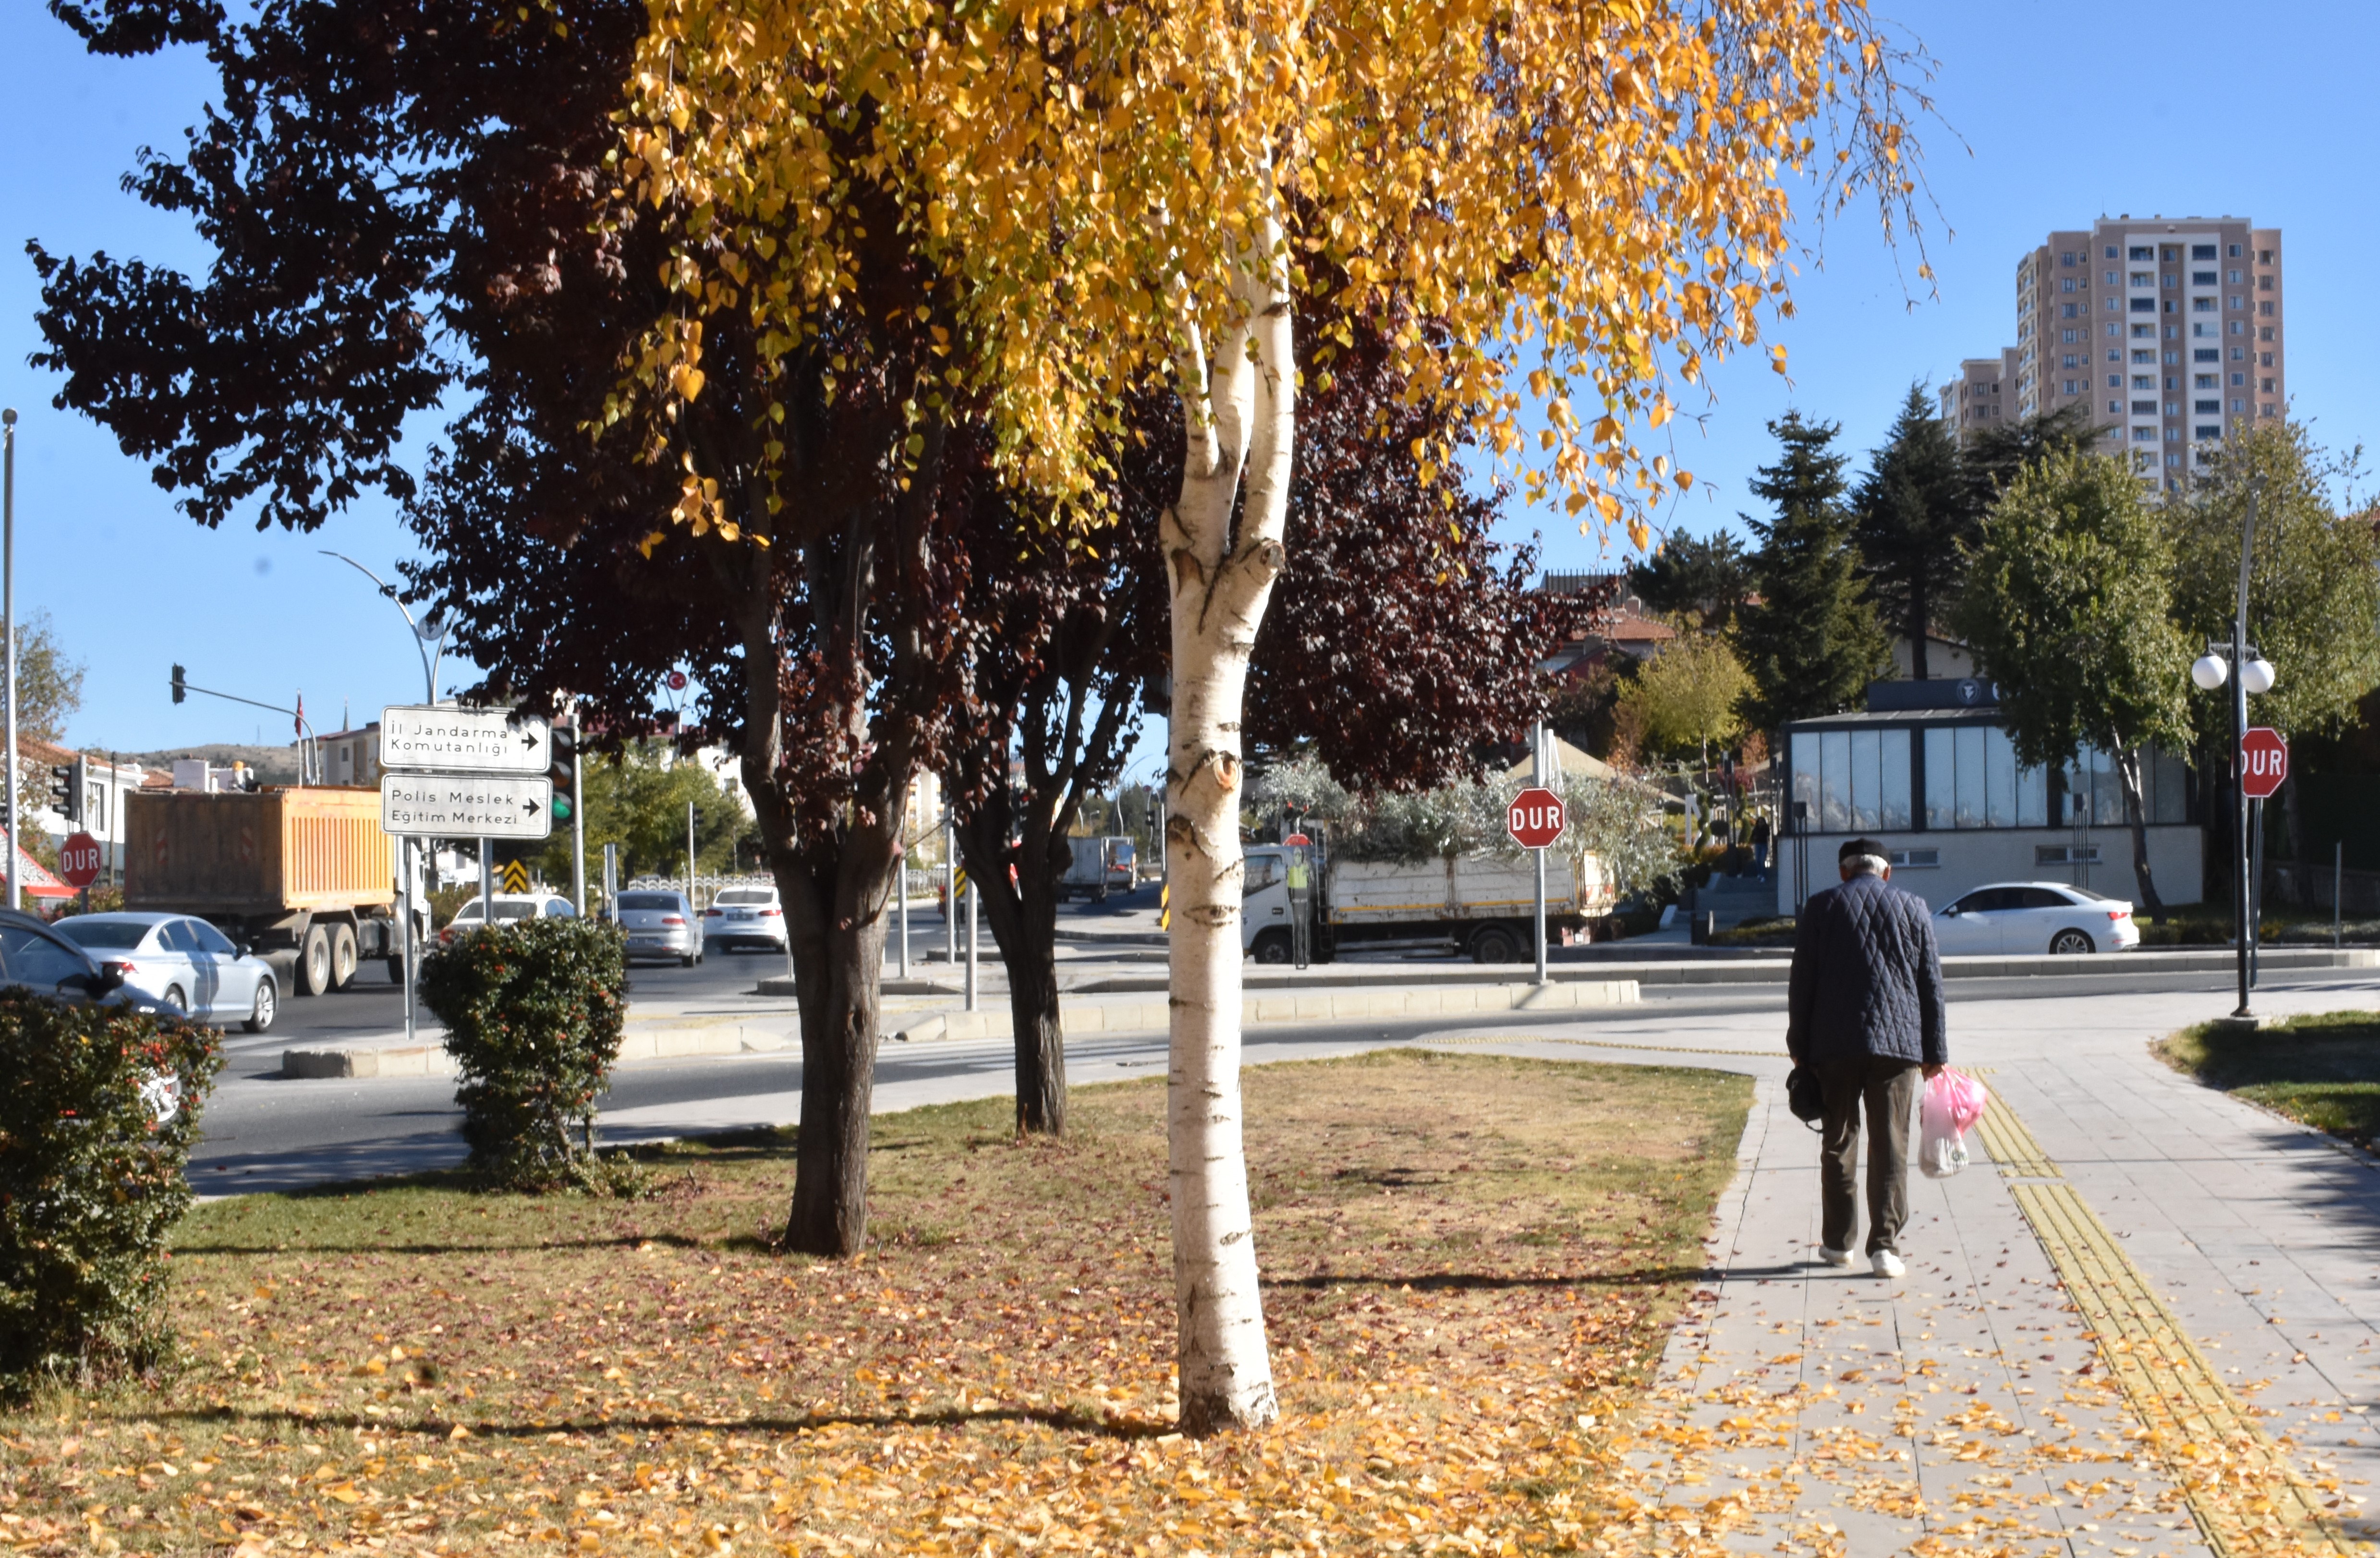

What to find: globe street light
left=2190, top=653, right=2229, bottom=691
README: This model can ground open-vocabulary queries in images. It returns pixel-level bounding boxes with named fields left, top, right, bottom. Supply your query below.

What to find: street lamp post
left=2188, top=483, right=2273, bottom=1021
left=319, top=551, right=449, bottom=1050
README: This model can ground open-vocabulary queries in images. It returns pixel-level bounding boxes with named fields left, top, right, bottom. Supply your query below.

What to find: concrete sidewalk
left=1436, top=975, right=2380, bottom=1555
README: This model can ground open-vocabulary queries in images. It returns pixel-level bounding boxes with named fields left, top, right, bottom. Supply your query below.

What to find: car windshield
left=618, top=893, right=680, bottom=911
left=715, top=889, right=774, bottom=905
left=55, top=920, right=150, bottom=949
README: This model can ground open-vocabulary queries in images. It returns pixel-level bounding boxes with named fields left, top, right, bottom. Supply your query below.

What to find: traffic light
left=547, top=724, right=578, bottom=824
left=170, top=664, right=187, bottom=704
left=46, top=763, right=76, bottom=823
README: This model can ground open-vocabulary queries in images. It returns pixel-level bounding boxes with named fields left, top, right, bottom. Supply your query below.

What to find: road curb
left=888, top=978, right=1639, bottom=1044
left=280, top=1021, right=791, bottom=1079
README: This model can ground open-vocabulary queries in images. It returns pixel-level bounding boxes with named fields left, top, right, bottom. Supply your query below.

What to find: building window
left=2191, top=244, right=2216, bottom=261
left=2194, top=375, right=2215, bottom=390
left=2228, top=243, right=2242, bottom=258
left=2107, top=400, right=2122, bottom=414
left=2190, top=297, right=2213, bottom=312
left=2130, top=350, right=2152, bottom=365
left=2162, top=273, right=2177, bottom=290
left=2258, top=249, right=2273, bottom=264
left=2231, top=398, right=2246, bottom=413
left=2061, top=252, right=2076, bottom=267
left=2258, top=301, right=2274, bottom=316
left=2128, top=272, right=2151, bottom=288
left=2164, top=426, right=2180, bottom=441
left=2262, top=402, right=2278, bottom=417
left=2061, top=304, right=2076, bottom=318
left=2130, top=325, right=2154, bottom=339
left=2229, top=320, right=2244, bottom=335
left=2195, top=348, right=2219, bottom=364
left=2260, top=377, right=2275, bottom=392
left=2129, top=246, right=2153, bottom=261
left=2196, top=424, right=2220, bottom=439
left=2165, top=452, right=2182, bottom=466
left=2225, top=295, right=2241, bottom=310
left=2061, top=277, right=2075, bottom=292
left=2258, top=275, right=2274, bottom=290
left=2231, top=346, right=2246, bottom=361
left=1791, top=728, right=1911, bottom=834
left=2259, top=351, right=2274, bottom=366
left=2190, top=271, right=2215, bottom=286
left=2130, top=376, right=2152, bottom=390
left=2229, top=373, right=2244, bottom=387
left=1921, top=725, right=2045, bottom=831
left=2106, top=375, right=2121, bottom=388
left=2061, top=380, right=2076, bottom=395
left=2132, top=426, right=2156, bottom=441
left=2259, top=326, right=2274, bottom=341
left=2063, top=354, right=2079, bottom=368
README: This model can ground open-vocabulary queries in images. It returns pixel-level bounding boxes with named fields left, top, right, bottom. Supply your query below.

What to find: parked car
left=703, top=885, right=787, bottom=952
left=52, top=910, right=280, bottom=1030
left=1931, top=882, right=2139, bottom=956
left=616, top=890, right=704, bottom=966
left=440, top=893, right=578, bottom=944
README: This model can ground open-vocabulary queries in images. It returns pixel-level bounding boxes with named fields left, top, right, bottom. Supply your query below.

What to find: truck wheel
left=1252, top=929, right=1293, bottom=964
left=1469, top=923, right=1522, bottom=964
left=296, top=925, right=332, bottom=997
left=329, top=924, right=359, bottom=990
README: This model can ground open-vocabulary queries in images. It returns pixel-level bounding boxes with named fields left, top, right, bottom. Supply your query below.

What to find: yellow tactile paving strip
left=1973, top=1096, right=2060, bottom=1179
left=1990, top=1098, right=2359, bottom=1558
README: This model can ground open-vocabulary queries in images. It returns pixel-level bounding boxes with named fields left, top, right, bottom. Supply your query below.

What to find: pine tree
left=1853, top=385, right=1974, bottom=679
left=1735, top=413, right=1890, bottom=731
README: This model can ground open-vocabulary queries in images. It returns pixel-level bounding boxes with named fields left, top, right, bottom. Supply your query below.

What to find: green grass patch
left=2154, top=1010, right=2380, bottom=1150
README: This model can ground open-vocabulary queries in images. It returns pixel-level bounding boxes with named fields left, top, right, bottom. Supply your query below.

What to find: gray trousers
left=1819, top=1057, right=1920, bottom=1255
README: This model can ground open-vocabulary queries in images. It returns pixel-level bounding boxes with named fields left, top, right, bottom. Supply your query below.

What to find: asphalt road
left=187, top=960, right=2378, bottom=1196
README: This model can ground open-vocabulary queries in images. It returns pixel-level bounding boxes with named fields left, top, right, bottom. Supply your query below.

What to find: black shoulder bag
left=1785, top=1064, right=1825, bottom=1131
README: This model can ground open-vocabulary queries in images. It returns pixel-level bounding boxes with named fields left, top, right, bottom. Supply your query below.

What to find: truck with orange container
left=124, top=786, right=424, bottom=997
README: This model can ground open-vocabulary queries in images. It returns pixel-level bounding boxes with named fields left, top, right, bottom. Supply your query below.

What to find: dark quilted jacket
left=1786, top=873, right=1948, bottom=1067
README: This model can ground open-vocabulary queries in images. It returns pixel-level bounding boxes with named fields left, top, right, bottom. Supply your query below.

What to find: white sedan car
left=53, top=911, right=280, bottom=1031
left=1932, top=882, right=2140, bottom=956
left=440, top=893, right=578, bottom=943
left=703, top=885, right=788, bottom=951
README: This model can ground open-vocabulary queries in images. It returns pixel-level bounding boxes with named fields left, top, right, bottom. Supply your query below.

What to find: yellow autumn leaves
left=611, top=0, right=1928, bottom=538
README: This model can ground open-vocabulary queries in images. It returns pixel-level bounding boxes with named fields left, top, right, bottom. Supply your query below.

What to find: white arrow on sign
left=380, top=705, right=550, bottom=774
left=381, top=773, right=554, bottom=840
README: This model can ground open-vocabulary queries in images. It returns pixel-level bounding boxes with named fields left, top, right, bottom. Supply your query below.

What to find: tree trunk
left=959, top=814, right=1069, bottom=1137
left=2115, top=746, right=2166, bottom=917
left=1163, top=215, right=1291, bottom=1437
left=1908, top=577, right=1929, bottom=680
left=779, top=848, right=895, bottom=1253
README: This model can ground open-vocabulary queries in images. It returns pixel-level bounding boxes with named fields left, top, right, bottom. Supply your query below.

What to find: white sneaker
left=1870, top=1250, right=1906, bottom=1279
left=1816, top=1246, right=1855, bottom=1267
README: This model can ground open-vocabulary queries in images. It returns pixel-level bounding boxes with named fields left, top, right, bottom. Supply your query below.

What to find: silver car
left=616, top=890, right=704, bottom=965
left=54, top=911, right=280, bottom=1032
left=702, top=885, right=787, bottom=951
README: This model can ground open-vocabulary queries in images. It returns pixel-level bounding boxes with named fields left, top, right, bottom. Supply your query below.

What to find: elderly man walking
left=1786, top=836, right=1948, bottom=1279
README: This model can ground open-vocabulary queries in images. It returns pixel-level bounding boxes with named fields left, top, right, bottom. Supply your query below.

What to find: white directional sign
left=380, top=705, right=549, bottom=774
left=380, top=773, right=554, bottom=840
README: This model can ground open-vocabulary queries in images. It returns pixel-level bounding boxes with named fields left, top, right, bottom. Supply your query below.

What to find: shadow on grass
left=108, top=1400, right=1178, bottom=1444
left=1274, top=1265, right=1723, bottom=1291
left=2158, top=1011, right=2380, bottom=1152
left=173, top=1232, right=715, bottom=1257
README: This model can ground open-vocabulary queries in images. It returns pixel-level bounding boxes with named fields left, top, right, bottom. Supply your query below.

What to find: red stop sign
left=2240, top=727, right=2288, bottom=800
left=60, top=831, right=104, bottom=890
left=1507, top=787, right=1566, bottom=850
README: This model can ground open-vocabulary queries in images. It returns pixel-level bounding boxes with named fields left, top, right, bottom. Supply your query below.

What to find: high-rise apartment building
left=1951, top=215, right=2283, bottom=485
left=1937, top=349, right=2020, bottom=440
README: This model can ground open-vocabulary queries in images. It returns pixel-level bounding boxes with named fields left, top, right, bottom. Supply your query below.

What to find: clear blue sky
left=6, top=0, right=2379, bottom=757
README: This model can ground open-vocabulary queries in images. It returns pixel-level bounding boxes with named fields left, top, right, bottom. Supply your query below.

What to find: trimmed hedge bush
left=0, top=991, right=222, bottom=1389
left=419, top=917, right=629, bottom=1190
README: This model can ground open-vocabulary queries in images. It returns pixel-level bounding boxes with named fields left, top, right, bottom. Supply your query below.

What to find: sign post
left=1506, top=784, right=1566, bottom=986
left=380, top=707, right=554, bottom=1049
left=2240, top=728, right=2287, bottom=991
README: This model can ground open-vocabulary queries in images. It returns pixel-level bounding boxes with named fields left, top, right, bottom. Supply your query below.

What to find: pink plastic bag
left=1919, top=1068, right=1989, bottom=1179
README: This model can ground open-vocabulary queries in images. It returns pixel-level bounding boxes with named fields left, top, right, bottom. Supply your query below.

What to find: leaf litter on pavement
left=0, top=1049, right=1769, bottom=1556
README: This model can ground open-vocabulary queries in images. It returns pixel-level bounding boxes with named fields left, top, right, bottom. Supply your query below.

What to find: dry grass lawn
left=0, top=1047, right=1749, bottom=1556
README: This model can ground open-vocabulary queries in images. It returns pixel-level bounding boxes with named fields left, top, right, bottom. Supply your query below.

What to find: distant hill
left=109, top=743, right=305, bottom=784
